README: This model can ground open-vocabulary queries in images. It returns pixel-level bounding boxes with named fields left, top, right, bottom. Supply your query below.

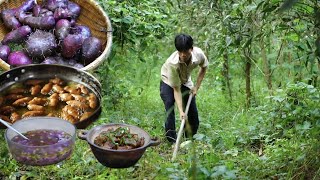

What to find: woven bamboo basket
left=0, top=0, right=112, bottom=71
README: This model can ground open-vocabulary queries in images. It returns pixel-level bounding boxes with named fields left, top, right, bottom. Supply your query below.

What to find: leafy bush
left=236, top=82, right=320, bottom=178
left=98, top=0, right=171, bottom=47
left=262, top=82, right=319, bottom=137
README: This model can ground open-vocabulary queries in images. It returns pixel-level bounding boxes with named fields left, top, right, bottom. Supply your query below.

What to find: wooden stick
left=172, top=94, right=193, bottom=161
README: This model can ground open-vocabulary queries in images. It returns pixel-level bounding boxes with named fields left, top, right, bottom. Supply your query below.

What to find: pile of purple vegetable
left=0, top=0, right=103, bottom=68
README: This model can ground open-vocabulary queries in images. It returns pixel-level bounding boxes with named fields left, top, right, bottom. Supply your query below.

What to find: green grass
left=0, top=39, right=319, bottom=179
left=0, top=56, right=237, bottom=179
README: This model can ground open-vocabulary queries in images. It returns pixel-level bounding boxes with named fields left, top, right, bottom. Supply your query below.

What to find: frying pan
left=0, top=64, right=102, bottom=129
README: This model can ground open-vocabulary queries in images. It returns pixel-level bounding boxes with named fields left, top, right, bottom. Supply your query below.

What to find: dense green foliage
left=0, top=0, right=319, bottom=179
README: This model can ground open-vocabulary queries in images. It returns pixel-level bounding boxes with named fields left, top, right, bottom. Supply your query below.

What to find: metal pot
left=78, top=123, right=160, bottom=168
left=0, top=64, right=102, bottom=129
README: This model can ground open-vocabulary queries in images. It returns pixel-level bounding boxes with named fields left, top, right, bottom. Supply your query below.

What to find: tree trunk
left=312, top=5, right=320, bottom=87
left=222, top=51, right=232, bottom=101
left=260, top=38, right=273, bottom=95
left=244, top=48, right=252, bottom=108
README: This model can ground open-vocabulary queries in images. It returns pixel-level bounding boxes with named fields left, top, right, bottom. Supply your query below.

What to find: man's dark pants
left=160, top=81, right=199, bottom=143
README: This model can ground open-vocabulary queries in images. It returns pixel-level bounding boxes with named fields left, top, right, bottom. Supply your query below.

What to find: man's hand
left=193, top=66, right=207, bottom=96
left=179, top=111, right=186, bottom=121
left=190, top=87, right=198, bottom=96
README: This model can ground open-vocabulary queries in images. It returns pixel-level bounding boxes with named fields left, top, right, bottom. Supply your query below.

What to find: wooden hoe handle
left=172, top=94, right=193, bottom=161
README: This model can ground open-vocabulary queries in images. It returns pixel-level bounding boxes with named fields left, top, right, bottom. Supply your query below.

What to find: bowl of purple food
left=5, top=116, right=76, bottom=166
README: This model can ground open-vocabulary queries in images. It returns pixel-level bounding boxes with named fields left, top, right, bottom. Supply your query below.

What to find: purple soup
left=9, top=129, right=74, bottom=166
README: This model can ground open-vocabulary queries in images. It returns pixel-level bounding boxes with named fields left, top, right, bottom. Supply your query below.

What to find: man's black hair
left=174, top=34, right=193, bottom=52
